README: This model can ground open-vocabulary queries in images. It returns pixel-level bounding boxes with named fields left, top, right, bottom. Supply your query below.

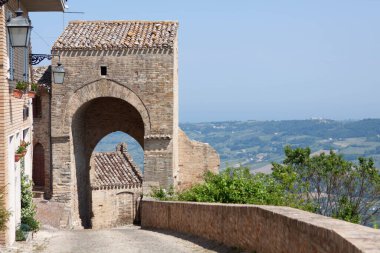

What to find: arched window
left=33, top=143, right=45, bottom=188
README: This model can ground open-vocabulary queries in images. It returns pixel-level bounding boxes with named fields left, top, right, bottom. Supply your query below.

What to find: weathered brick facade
left=142, top=200, right=380, bottom=253
left=177, top=129, right=219, bottom=190
left=0, top=1, right=33, bottom=245
left=0, top=0, right=64, bottom=245
left=43, top=21, right=220, bottom=229
left=90, top=143, right=143, bottom=229
left=32, top=67, right=52, bottom=198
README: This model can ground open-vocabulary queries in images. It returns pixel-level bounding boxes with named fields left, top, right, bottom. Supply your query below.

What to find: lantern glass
left=6, top=13, right=32, bottom=48
left=53, top=64, right=65, bottom=84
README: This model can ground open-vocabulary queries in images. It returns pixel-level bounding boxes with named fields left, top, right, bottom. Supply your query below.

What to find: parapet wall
left=141, top=200, right=380, bottom=253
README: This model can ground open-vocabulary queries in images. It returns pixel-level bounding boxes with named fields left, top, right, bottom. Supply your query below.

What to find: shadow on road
left=141, top=228, right=243, bottom=253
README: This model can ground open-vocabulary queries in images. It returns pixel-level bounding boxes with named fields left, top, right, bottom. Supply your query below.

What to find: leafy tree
left=272, top=146, right=380, bottom=225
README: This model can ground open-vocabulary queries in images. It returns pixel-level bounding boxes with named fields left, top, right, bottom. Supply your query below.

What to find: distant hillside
left=95, top=119, right=380, bottom=171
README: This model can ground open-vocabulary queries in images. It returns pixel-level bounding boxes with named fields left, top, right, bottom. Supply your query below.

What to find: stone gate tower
left=44, top=20, right=219, bottom=228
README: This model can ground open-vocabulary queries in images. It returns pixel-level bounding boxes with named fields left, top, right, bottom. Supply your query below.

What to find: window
left=6, top=10, right=14, bottom=80
left=33, top=96, right=42, bottom=118
left=23, top=106, right=29, bottom=121
left=100, top=66, right=107, bottom=76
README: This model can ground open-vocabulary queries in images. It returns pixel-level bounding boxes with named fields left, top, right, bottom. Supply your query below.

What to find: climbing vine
left=20, top=159, right=40, bottom=236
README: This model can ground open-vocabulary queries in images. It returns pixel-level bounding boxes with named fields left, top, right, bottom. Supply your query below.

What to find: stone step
left=32, top=191, right=44, bottom=199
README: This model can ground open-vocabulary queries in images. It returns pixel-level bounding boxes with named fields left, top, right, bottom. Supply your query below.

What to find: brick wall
left=91, top=187, right=142, bottom=229
left=141, top=200, right=380, bottom=253
left=0, top=1, right=33, bottom=245
left=32, top=91, right=51, bottom=197
left=49, top=47, right=178, bottom=228
left=178, top=129, right=219, bottom=190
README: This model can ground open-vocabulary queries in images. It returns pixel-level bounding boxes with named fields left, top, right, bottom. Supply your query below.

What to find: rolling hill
left=95, top=119, right=380, bottom=171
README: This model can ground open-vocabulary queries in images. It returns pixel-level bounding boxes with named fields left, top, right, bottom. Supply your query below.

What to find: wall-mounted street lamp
left=30, top=54, right=66, bottom=84
left=6, top=0, right=32, bottom=48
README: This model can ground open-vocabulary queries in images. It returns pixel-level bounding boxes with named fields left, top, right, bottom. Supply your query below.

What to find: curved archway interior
left=71, top=97, right=145, bottom=228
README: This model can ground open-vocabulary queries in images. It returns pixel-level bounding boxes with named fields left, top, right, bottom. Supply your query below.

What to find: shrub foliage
left=20, top=166, right=40, bottom=233
left=151, top=146, right=380, bottom=226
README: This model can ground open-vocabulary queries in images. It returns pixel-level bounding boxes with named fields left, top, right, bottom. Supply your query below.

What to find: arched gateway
left=42, top=20, right=220, bottom=228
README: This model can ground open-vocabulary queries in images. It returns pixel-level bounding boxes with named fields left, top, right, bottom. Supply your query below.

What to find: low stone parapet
left=141, top=200, right=380, bottom=253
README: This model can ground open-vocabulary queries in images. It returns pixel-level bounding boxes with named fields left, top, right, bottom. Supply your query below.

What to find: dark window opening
left=23, top=106, right=29, bottom=121
left=100, top=66, right=107, bottom=76
left=33, top=96, right=42, bottom=118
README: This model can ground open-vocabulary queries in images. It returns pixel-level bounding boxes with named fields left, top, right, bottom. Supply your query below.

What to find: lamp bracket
left=29, top=54, right=57, bottom=65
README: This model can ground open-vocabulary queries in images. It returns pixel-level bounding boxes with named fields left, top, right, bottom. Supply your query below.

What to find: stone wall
left=177, top=129, right=219, bottom=190
left=49, top=47, right=178, bottom=227
left=141, top=200, right=380, bottom=253
left=91, top=187, right=142, bottom=229
left=32, top=91, right=51, bottom=197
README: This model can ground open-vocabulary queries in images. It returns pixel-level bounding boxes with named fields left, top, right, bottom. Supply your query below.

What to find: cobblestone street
left=1, top=225, right=238, bottom=253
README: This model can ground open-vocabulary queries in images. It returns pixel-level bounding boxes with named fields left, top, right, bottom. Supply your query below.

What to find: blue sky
left=30, top=0, right=380, bottom=122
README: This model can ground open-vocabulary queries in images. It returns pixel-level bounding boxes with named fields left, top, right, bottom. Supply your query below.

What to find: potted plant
left=20, top=140, right=30, bottom=148
left=28, top=83, right=38, bottom=98
left=15, top=146, right=26, bottom=162
left=13, top=81, right=28, bottom=99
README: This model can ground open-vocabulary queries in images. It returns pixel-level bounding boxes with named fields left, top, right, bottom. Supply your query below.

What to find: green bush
left=151, top=167, right=301, bottom=208
left=20, top=167, right=40, bottom=232
left=16, top=227, right=26, bottom=241
left=177, top=168, right=292, bottom=205
left=150, top=186, right=176, bottom=201
left=15, top=81, right=28, bottom=91
left=0, top=187, right=10, bottom=231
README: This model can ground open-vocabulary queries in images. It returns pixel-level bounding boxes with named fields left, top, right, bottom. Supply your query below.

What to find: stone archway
left=59, top=78, right=151, bottom=137
left=72, top=96, right=145, bottom=228
left=52, top=79, right=152, bottom=228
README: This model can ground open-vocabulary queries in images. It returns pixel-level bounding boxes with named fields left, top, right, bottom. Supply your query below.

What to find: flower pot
left=28, top=91, right=36, bottom=98
left=21, top=150, right=27, bottom=156
left=15, top=154, right=23, bottom=162
left=13, top=89, right=23, bottom=99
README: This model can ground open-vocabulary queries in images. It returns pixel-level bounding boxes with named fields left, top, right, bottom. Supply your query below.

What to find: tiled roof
left=32, top=66, right=51, bottom=85
left=0, top=0, right=9, bottom=7
left=52, top=20, right=178, bottom=51
left=91, top=143, right=143, bottom=190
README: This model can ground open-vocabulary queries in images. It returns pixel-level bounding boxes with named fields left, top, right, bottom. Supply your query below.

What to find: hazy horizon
left=179, top=117, right=380, bottom=124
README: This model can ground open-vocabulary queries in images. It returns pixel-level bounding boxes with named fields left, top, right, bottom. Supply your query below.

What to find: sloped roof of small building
left=91, top=143, right=143, bottom=190
left=52, top=20, right=178, bottom=51
left=32, top=66, right=51, bottom=85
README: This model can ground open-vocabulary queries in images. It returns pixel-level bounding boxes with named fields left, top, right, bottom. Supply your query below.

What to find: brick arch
left=89, top=130, right=143, bottom=157
left=61, top=78, right=151, bottom=137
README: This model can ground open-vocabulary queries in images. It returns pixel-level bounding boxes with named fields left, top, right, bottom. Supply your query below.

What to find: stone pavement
left=0, top=225, right=240, bottom=253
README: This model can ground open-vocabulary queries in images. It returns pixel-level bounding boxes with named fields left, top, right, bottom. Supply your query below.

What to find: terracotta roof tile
left=91, top=143, right=143, bottom=190
left=32, top=66, right=51, bottom=85
left=52, top=20, right=178, bottom=51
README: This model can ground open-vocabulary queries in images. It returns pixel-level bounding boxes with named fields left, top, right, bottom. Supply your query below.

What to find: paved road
left=3, top=225, right=239, bottom=253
